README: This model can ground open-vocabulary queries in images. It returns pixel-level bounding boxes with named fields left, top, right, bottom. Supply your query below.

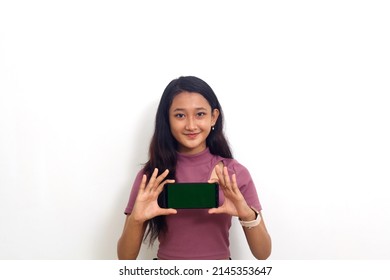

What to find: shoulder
left=221, top=157, right=249, bottom=173
left=134, top=167, right=145, bottom=182
left=130, top=168, right=145, bottom=192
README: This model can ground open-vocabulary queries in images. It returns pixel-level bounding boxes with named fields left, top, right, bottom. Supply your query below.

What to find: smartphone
left=159, top=182, right=219, bottom=209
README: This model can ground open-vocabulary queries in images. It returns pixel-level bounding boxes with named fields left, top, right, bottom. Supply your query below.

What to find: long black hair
left=143, top=76, right=233, bottom=244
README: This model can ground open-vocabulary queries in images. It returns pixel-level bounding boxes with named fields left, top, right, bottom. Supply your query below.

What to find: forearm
left=242, top=213, right=272, bottom=259
left=117, top=214, right=147, bottom=260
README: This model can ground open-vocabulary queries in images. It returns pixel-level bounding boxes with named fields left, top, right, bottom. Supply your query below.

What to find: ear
left=211, top=108, right=220, bottom=125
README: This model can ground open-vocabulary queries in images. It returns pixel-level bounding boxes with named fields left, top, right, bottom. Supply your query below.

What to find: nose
left=185, top=116, right=196, bottom=131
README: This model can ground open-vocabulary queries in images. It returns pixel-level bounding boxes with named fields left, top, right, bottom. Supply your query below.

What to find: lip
left=185, top=133, right=199, bottom=139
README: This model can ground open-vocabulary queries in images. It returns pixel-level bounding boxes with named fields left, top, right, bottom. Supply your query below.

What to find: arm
left=239, top=208, right=272, bottom=259
left=209, top=165, right=272, bottom=259
left=117, top=214, right=147, bottom=260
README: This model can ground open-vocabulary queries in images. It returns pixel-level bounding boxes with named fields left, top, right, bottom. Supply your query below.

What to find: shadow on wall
left=93, top=100, right=158, bottom=259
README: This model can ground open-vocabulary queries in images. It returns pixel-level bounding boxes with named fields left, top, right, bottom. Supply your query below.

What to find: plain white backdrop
left=1, top=0, right=389, bottom=259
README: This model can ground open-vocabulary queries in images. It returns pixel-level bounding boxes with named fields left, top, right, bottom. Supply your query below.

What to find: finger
left=151, top=169, right=170, bottom=193
left=160, top=208, right=178, bottom=216
left=139, top=174, right=147, bottom=192
left=208, top=178, right=219, bottom=184
left=208, top=207, right=224, bottom=215
left=230, top=173, right=239, bottom=193
left=154, top=169, right=170, bottom=187
left=215, top=165, right=225, bottom=186
left=146, top=168, right=159, bottom=190
left=144, top=208, right=177, bottom=220
left=156, top=179, right=175, bottom=194
left=222, top=167, right=232, bottom=189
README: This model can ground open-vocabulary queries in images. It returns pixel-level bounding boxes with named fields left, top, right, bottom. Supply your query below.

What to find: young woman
left=117, top=76, right=271, bottom=260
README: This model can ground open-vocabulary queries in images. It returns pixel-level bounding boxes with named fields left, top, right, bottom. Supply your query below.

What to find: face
left=169, top=91, right=219, bottom=155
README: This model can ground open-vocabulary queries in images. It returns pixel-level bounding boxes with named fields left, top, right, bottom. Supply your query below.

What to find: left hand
left=208, top=165, right=252, bottom=219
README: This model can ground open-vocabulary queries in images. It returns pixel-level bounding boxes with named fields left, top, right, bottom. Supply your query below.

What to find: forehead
left=170, top=91, right=211, bottom=110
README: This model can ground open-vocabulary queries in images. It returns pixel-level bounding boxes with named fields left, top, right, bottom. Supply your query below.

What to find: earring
left=212, top=126, right=215, bottom=131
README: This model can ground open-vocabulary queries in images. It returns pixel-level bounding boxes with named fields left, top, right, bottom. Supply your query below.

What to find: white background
left=1, top=0, right=389, bottom=260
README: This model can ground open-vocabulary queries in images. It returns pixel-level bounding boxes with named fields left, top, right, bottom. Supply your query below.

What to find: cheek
left=169, top=120, right=182, bottom=134
left=200, top=120, right=212, bottom=130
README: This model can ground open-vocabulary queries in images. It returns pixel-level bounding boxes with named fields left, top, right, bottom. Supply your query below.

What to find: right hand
left=130, top=168, right=177, bottom=223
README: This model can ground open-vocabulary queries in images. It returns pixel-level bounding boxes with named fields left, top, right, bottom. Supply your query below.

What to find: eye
left=196, top=112, right=206, bottom=117
left=175, top=113, right=185, bottom=119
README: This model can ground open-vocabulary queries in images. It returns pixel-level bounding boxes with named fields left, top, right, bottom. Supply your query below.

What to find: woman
left=117, top=76, right=271, bottom=259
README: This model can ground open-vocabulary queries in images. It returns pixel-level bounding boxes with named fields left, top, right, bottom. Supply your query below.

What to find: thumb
left=208, top=207, right=223, bottom=215
left=208, top=178, right=219, bottom=184
left=160, top=208, right=178, bottom=216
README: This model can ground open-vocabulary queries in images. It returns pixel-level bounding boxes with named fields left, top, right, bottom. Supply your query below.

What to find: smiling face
left=169, top=91, right=219, bottom=155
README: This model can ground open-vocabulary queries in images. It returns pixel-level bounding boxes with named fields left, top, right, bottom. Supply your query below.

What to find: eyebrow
left=172, top=107, right=208, bottom=112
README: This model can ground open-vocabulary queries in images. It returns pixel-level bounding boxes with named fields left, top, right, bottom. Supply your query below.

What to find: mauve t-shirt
left=125, top=148, right=262, bottom=259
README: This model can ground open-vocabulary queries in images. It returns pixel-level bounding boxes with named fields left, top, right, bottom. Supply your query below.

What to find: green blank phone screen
left=167, top=183, right=218, bottom=209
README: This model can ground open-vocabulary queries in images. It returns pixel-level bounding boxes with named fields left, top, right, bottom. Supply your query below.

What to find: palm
left=131, top=169, right=177, bottom=222
left=208, top=165, right=249, bottom=217
left=217, top=194, right=239, bottom=216
left=133, top=190, right=162, bottom=220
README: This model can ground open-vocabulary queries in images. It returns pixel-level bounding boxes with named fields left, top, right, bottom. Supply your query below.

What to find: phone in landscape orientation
left=159, top=182, right=219, bottom=209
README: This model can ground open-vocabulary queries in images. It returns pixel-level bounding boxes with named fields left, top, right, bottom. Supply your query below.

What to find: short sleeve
left=124, top=169, right=144, bottom=214
left=225, top=159, right=262, bottom=211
